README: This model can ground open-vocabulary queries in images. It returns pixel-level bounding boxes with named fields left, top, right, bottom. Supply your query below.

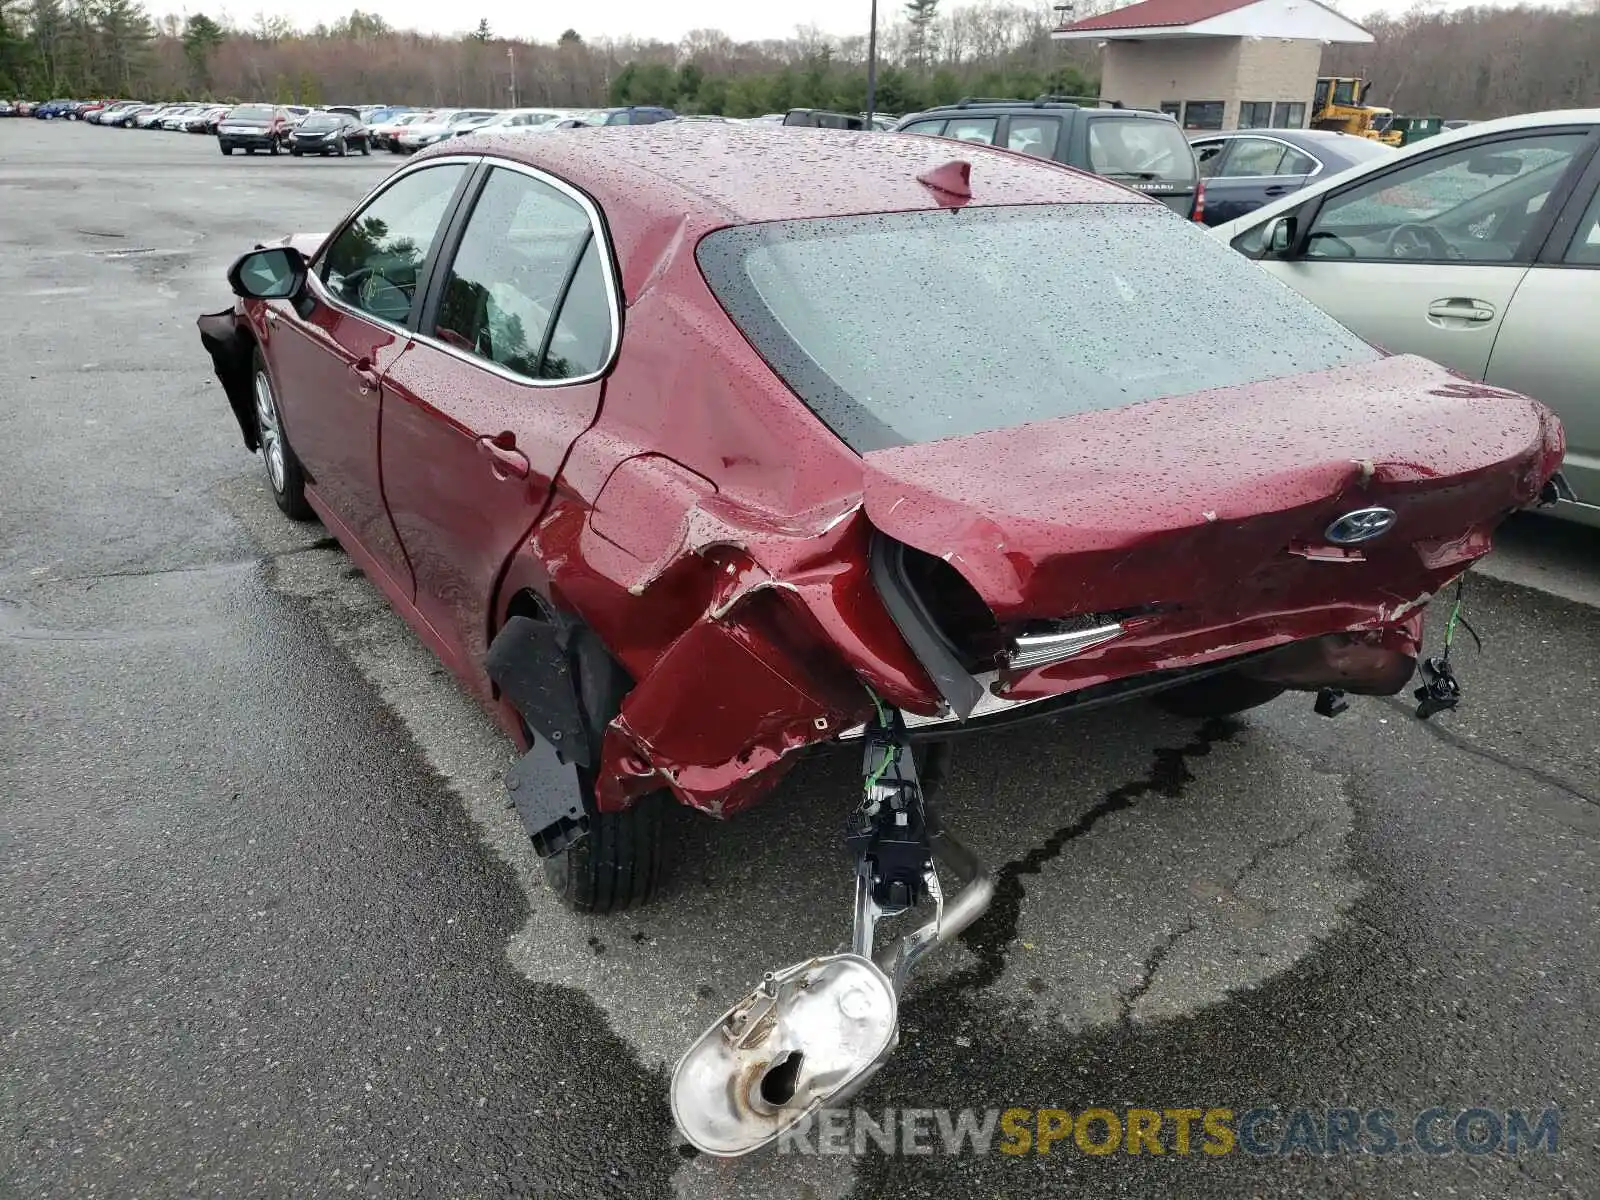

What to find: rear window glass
left=300, top=115, right=339, bottom=130
left=698, top=204, right=1377, bottom=452
left=1086, top=117, right=1198, bottom=187
left=229, top=106, right=273, bottom=121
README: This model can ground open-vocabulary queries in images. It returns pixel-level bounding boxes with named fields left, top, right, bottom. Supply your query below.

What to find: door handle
left=1426, top=298, right=1495, bottom=325
left=1263, top=184, right=1290, bottom=196
left=350, top=357, right=381, bottom=394
left=477, top=433, right=530, bottom=481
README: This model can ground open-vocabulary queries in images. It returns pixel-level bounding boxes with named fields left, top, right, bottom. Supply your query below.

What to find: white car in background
left=370, top=111, right=432, bottom=151
left=396, top=108, right=499, bottom=151
left=1211, top=109, right=1600, bottom=525
left=462, top=108, right=571, bottom=136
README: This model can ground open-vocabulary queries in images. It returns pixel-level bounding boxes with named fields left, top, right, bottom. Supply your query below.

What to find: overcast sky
left=211, top=0, right=1539, bottom=44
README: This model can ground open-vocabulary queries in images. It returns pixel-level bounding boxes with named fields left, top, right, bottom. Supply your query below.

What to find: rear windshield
left=698, top=204, right=1378, bottom=452
left=230, top=106, right=273, bottom=121
left=1086, top=117, right=1198, bottom=188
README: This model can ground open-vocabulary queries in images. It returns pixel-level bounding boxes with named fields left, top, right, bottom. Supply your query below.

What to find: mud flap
left=505, top=733, right=587, bottom=858
left=197, top=309, right=258, bottom=451
left=485, top=614, right=593, bottom=767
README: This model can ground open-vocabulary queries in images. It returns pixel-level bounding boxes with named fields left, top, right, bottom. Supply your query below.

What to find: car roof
left=903, top=99, right=1170, bottom=119
left=445, top=124, right=1141, bottom=229
left=1196, top=128, right=1356, bottom=141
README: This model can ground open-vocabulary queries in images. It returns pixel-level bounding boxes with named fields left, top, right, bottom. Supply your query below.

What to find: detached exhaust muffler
left=672, top=709, right=994, bottom=1156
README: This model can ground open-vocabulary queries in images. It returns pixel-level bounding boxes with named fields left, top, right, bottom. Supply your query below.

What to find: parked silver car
left=1212, top=109, right=1600, bottom=525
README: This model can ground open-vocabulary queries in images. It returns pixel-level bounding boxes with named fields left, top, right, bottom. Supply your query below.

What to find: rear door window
left=1219, top=138, right=1288, bottom=177
left=945, top=117, right=997, bottom=145
left=900, top=119, right=947, bottom=137
left=1086, top=117, right=1197, bottom=186
left=1006, top=116, right=1060, bottom=159
left=432, top=168, right=602, bottom=380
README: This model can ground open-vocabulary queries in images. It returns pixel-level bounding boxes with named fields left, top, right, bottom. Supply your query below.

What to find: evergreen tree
left=905, top=0, right=939, bottom=71
left=181, top=12, right=223, bottom=91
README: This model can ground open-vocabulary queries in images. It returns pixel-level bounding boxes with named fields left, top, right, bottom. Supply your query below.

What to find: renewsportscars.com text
left=776, top=1105, right=1561, bottom=1158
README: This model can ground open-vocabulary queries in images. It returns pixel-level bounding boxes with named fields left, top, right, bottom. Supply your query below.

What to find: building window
left=1272, top=101, right=1307, bottom=128
left=1182, top=101, right=1224, bottom=131
left=1238, top=101, right=1274, bottom=129
left=1159, top=101, right=1181, bottom=119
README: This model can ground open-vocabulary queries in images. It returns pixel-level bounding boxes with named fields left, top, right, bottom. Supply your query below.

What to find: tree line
left=1323, top=3, right=1600, bottom=120
left=2, top=0, right=1597, bottom=121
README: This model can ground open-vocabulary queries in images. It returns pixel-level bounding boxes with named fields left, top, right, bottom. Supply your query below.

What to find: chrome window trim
left=308, top=154, right=623, bottom=390
left=305, top=153, right=624, bottom=389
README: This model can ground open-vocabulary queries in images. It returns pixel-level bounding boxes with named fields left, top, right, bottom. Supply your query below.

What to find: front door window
left=320, top=165, right=469, bottom=323
left=1303, top=133, right=1587, bottom=263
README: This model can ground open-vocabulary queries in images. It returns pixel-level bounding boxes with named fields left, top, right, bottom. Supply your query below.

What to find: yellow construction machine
left=1311, top=77, right=1402, bottom=145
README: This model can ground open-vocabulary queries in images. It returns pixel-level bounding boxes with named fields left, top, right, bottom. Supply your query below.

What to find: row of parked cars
left=53, top=98, right=689, bottom=156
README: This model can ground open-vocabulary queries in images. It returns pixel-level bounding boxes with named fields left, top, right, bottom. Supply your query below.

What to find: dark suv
left=216, top=105, right=294, bottom=156
left=894, top=96, right=1203, bottom=220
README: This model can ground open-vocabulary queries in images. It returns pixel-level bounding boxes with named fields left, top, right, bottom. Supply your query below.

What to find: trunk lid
left=860, top=355, right=1561, bottom=624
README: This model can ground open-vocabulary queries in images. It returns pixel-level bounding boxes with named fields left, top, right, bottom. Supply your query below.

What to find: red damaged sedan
left=201, top=125, right=1562, bottom=1152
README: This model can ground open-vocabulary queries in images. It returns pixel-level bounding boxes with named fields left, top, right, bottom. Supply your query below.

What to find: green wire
left=1443, top=598, right=1463, bottom=652
left=861, top=682, right=895, bottom=797
left=864, top=682, right=887, bottom=726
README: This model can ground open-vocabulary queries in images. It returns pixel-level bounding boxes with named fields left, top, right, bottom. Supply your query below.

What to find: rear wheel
left=535, top=625, right=672, bottom=914
left=269, top=136, right=280, bottom=155
left=244, top=146, right=255, bottom=155
left=543, top=782, right=669, bottom=914
left=251, top=348, right=313, bottom=521
left=336, top=137, right=347, bottom=157
left=219, top=142, right=232, bottom=156
left=1153, top=672, right=1285, bottom=719
left=359, top=138, right=370, bottom=156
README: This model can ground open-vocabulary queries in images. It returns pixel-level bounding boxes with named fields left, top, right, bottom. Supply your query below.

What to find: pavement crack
left=1381, top=695, right=1598, bottom=807
left=952, top=716, right=1242, bottom=993
left=38, top=539, right=341, bottom=587
left=1118, top=917, right=1196, bottom=1024
left=1117, top=821, right=1320, bottom=1024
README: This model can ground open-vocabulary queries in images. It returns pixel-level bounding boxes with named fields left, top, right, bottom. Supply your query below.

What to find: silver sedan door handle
left=1426, top=298, right=1496, bottom=325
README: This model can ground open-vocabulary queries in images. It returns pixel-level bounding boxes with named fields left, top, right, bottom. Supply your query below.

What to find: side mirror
left=1263, top=214, right=1297, bottom=258
left=227, top=246, right=307, bottom=301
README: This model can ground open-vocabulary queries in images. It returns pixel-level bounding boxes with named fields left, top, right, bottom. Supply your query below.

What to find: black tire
left=220, top=143, right=232, bottom=156
left=269, top=136, right=280, bottom=155
left=538, top=626, right=671, bottom=913
left=336, top=137, right=347, bottom=157
left=543, top=783, right=669, bottom=914
left=1153, top=672, right=1285, bottom=719
left=359, top=138, right=369, bottom=156
left=290, top=147, right=302, bottom=157
left=250, top=348, right=313, bottom=521
left=245, top=146, right=255, bottom=155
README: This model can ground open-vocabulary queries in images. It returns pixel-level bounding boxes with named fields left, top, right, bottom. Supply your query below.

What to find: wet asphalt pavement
left=2, top=121, right=1597, bottom=1199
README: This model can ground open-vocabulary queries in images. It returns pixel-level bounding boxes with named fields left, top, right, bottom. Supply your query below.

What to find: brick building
left=1053, top=0, right=1374, bottom=132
